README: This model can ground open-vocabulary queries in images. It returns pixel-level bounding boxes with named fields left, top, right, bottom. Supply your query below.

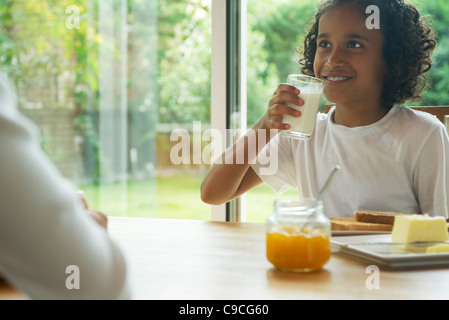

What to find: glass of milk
left=281, top=74, right=324, bottom=140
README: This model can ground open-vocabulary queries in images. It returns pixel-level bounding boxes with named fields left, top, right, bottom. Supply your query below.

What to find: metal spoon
left=316, top=165, right=340, bottom=204
left=301, top=165, right=340, bottom=232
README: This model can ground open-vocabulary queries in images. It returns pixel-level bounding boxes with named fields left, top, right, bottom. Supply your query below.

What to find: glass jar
left=266, top=198, right=331, bottom=272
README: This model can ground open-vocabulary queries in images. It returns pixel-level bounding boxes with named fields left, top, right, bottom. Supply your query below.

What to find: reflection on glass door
left=0, top=0, right=212, bottom=219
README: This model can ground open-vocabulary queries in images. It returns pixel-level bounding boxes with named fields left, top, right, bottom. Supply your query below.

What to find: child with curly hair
left=201, top=0, right=449, bottom=219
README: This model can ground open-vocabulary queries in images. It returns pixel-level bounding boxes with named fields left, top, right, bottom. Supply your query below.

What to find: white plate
left=332, top=230, right=391, bottom=236
left=331, top=234, right=449, bottom=269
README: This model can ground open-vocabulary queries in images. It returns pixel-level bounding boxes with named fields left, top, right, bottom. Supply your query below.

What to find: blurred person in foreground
left=0, top=72, right=130, bottom=299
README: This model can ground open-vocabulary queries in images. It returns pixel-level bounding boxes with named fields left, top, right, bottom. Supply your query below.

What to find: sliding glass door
left=0, top=0, right=213, bottom=219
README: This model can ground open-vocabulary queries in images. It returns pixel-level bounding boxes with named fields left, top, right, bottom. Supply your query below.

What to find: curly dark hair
left=299, top=0, right=437, bottom=108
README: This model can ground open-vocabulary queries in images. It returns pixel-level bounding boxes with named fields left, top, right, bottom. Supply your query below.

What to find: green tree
left=157, top=0, right=211, bottom=123
left=414, top=0, right=449, bottom=106
left=246, top=0, right=317, bottom=124
left=252, top=0, right=316, bottom=81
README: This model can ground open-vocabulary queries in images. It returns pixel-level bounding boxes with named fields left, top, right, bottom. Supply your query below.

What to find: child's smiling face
left=313, top=3, right=388, bottom=107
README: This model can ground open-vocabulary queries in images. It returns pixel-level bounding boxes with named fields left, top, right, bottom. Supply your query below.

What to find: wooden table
left=109, top=217, right=449, bottom=300
left=2, top=217, right=449, bottom=300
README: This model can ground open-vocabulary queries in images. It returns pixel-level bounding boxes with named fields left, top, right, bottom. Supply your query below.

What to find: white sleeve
left=250, top=134, right=297, bottom=194
left=0, top=74, right=130, bottom=299
left=413, top=124, right=449, bottom=218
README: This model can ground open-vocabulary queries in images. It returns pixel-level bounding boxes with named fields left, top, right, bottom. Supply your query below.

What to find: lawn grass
left=79, top=175, right=298, bottom=222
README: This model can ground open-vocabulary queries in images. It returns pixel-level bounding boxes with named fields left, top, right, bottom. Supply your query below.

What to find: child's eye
left=348, top=41, right=362, bottom=48
left=318, top=40, right=331, bottom=48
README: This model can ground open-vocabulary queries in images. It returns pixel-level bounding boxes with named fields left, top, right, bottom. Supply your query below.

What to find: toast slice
left=354, top=211, right=410, bottom=225
left=330, top=218, right=393, bottom=231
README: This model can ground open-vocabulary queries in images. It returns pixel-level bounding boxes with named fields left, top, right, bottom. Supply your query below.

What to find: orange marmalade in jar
left=266, top=198, right=331, bottom=272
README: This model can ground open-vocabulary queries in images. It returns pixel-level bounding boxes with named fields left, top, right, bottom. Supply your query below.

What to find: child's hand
left=259, top=84, right=304, bottom=131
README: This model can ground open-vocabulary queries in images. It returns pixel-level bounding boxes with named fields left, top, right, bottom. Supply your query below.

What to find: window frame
left=210, top=0, right=247, bottom=221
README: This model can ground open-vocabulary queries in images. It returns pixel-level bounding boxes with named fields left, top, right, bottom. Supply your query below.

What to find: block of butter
left=426, top=244, right=449, bottom=253
left=391, top=214, right=449, bottom=244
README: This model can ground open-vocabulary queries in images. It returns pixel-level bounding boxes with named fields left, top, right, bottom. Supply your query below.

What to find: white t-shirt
left=252, top=105, right=449, bottom=218
left=0, top=73, right=130, bottom=299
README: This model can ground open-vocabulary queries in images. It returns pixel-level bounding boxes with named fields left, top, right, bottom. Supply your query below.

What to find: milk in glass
left=281, top=74, right=324, bottom=140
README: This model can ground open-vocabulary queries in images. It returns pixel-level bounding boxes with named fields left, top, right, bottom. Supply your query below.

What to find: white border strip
left=210, top=0, right=227, bottom=221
